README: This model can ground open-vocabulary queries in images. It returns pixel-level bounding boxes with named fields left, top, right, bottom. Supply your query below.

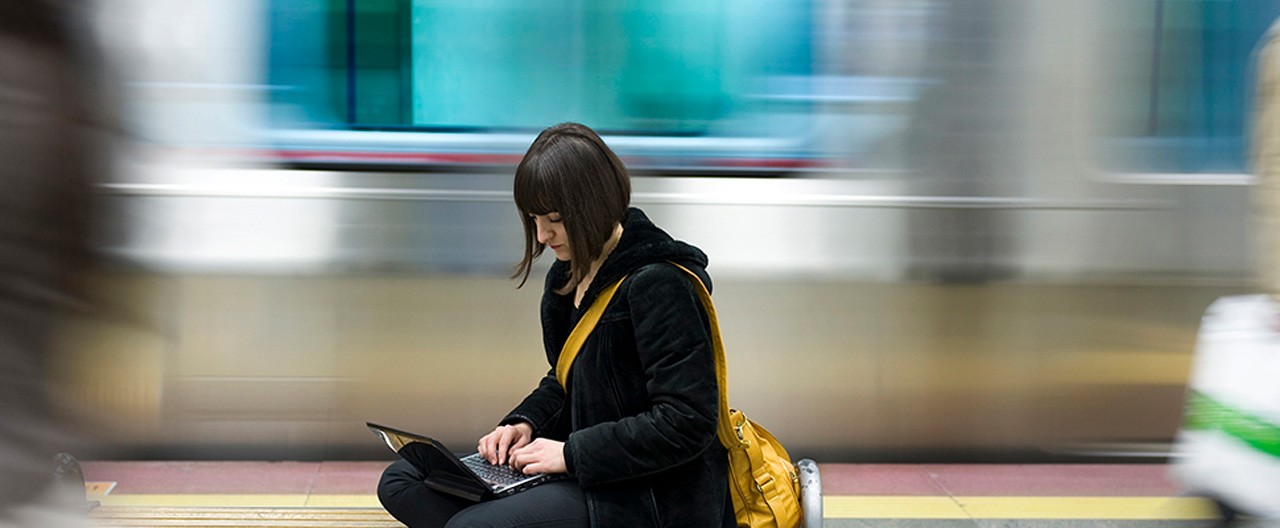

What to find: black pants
left=378, top=459, right=589, bottom=528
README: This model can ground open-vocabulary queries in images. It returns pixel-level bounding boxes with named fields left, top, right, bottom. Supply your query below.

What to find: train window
left=265, top=0, right=811, bottom=135
left=1097, top=0, right=1280, bottom=174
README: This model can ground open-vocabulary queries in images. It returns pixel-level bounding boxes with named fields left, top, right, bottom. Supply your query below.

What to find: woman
left=378, top=123, right=733, bottom=528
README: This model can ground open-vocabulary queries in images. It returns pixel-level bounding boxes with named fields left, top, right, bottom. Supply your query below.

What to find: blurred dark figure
left=905, top=0, right=1024, bottom=283
left=0, top=0, right=107, bottom=524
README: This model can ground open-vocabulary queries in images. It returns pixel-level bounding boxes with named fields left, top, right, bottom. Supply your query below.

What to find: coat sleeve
left=562, top=264, right=720, bottom=487
left=501, top=369, right=566, bottom=438
left=501, top=264, right=571, bottom=437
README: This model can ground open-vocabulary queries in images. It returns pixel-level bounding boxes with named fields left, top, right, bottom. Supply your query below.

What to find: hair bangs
left=511, top=122, right=632, bottom=291
left=513, top=161, right=563, bottom=217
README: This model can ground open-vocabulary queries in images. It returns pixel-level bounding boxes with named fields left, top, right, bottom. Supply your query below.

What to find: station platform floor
left=79, top=461, right=1235, bottom=527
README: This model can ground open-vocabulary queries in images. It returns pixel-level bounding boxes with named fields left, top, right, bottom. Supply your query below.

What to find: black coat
left=503, top=208, right=734, bottom=528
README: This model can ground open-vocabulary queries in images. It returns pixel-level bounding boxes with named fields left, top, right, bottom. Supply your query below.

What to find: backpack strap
left=555, top=277, right=627, bottom=389
left=664, top=262, right=739, bottom=449
left=555, top=263, right=736, bottom=448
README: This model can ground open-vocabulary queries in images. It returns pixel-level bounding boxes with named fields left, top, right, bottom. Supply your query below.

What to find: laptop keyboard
left=461, top=454, right=533, bottom=486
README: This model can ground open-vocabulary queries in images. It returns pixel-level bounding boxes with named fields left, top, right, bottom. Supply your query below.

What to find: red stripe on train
left=273, top=150, right=817, bottom=169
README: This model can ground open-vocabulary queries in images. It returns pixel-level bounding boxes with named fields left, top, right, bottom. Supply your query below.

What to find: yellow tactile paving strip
left=98, top=495, right=382, bottom=508
left=94, top=495, right=1220, bottom=520
left=825, top=496, right=1219, bottom=520
left=92, top=506, right=402, bottom=527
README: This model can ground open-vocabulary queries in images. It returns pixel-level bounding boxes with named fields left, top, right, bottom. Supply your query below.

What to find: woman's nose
left=535, top=221, right=551, bottom=243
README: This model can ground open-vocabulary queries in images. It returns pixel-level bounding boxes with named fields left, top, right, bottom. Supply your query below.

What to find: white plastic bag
left=1172, top=295, right=1280, bottom=519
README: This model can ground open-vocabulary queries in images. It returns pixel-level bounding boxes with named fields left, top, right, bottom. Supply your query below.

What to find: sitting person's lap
left=378, top=460, right=588, bottom=528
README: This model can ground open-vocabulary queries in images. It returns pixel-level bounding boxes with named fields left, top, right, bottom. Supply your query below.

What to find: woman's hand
left=509, top=438, right=567, bottom=475
left=477, top=422, right=533, bottom=465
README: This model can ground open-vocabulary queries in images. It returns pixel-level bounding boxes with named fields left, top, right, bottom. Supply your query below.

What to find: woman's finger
left=497, top=426, right=519, bottom=465
left=478, top=428, right=500, bottom=464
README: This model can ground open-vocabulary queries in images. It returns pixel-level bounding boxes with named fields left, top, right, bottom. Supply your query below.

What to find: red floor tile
left=818, top=464, right=948, bottom=496
left=311, top=462, right=388, bottom=494
left=83, top=461, right=321, bottom=494
left=919, top=464, right=1184, bottom=496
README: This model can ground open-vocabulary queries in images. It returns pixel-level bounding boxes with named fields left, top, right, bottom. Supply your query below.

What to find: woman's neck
left=575, top=223, right=624, bottom=308
left=591, top=223, right=625, bottom=275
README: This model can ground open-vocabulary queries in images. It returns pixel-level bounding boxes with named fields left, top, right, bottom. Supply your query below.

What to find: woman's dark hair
left=512, top=122, right=631, bottom=293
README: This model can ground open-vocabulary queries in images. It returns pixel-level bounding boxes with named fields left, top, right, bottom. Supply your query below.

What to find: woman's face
left=532, top=212, right=570, bottom=261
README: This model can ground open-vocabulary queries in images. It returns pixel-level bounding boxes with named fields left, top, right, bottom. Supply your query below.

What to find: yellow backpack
left=556, top=263, right=802, bottom=528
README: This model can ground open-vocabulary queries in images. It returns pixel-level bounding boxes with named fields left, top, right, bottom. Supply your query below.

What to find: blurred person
left=0, top=0, right=108, bottom=524
left=1169, top=19, right=1280, bottom=527
left=377, top=122, right=732, bottom=528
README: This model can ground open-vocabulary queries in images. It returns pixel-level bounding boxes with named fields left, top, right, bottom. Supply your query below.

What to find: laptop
left=366, top=422, right=552, bottom=501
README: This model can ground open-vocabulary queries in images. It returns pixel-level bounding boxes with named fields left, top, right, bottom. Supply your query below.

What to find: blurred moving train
left=58, top=0, right=1276, bottom=460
